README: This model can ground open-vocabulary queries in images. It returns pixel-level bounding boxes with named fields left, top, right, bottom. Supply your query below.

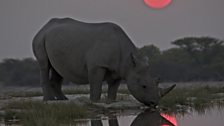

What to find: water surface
left=74, top=106, right=224, bottom=126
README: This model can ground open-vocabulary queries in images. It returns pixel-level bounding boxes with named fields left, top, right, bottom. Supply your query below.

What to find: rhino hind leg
left=40, top=64, right=67, bottom=101
left=49, top=68, right=68, bottom=100
left=107, top=79, right=120, bottom=103
left=33, top=38, right=57, bottom=100
left=39, top=61, right=57, bottom=101
left=37, top=56, right=66, bottom=100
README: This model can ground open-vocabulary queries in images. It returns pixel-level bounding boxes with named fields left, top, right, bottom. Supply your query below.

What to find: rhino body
left=32, top=18, right=175, bottom=105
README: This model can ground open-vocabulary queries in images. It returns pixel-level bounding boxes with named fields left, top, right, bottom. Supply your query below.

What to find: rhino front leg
left=88, top=67, right=106, bottom=102
left=107, top=79, right=120, bottom=103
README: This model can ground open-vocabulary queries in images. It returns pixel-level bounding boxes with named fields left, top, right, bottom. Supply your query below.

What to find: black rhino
left=32, top=18, right=175, bottom=106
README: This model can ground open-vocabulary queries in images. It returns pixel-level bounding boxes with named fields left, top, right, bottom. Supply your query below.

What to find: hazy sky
left=0, top=0, right=224, bottom=60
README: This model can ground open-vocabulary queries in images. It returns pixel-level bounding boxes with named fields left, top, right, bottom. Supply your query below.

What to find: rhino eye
left=142, top=85, right=147, bottom=89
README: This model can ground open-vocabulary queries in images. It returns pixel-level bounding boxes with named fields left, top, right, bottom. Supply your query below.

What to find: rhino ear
left=131, top=52, right=138, bottom=67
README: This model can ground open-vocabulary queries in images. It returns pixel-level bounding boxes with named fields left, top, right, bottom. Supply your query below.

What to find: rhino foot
left=43, top=95, right=57, bottom=101
left=56, top=95, right=68, bottom=100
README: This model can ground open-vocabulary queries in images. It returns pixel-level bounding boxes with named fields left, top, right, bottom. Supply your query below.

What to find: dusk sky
left=0, top=0, right=224, bottom=60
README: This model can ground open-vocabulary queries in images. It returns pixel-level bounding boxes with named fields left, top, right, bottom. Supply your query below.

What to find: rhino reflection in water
left=91, top=116, right=118, bottom=126
left=90, top=109, right=177, bottom=126
left=32, top=17, right=175, bottom=106
left=131, top=110, right=177, bottom=126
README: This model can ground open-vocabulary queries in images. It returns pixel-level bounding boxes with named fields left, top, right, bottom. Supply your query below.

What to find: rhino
left=32, top=17, right=175, bottom=106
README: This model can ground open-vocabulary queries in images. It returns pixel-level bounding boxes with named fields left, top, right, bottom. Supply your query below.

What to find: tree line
left=0, top=58, right=39, bottom=86
left=0, top=36, right=224, bottom=86
left=139, top=36, right=224, bottom=82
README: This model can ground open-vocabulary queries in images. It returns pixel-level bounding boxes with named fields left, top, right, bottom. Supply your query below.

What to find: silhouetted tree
left=138, top=44, right=161, bottom=60
left=0, top=58, right=39, bottom=86
left=139, top=37, right=224, bottom=81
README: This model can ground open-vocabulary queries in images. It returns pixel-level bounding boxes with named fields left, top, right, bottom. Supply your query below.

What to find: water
left=176, top=106, right=224, bottom=126
left=73, top=106, right=224, bottom=126
left=0, top=107, right=223, bottom=126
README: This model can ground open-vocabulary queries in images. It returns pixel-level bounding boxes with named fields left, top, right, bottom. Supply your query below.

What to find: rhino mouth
left=141, top=84, right=176, bottom=107
left=143, top=101, right=157, bottom=108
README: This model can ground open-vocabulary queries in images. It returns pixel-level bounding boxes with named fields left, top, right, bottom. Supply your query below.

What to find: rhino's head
left=126, top=53, right=176, bottom=107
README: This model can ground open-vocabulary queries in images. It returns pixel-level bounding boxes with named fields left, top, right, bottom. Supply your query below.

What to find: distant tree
left=138, top=44, right=161, bottom=60
left=0, top=58, right=39, bottom=86
left=171, top=36, right=224, bottom=81
left=138, top=37, right=224, bottom=82
left=172, top=36, right=224, bottom=65
left=153, top=48, right=197, bottom=81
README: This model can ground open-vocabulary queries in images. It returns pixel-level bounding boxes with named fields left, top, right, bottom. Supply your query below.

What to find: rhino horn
left=159, top=84, right=176, bottom=97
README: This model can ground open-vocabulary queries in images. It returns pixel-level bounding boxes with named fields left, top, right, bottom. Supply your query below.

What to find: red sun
left=144, top=0, right=172, bottom=9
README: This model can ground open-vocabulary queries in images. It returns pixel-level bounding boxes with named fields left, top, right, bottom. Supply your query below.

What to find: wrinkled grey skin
left=32, top=17, right=175, bottom=106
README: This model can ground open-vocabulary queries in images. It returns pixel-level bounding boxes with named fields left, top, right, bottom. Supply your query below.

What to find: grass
left=3, top=101, right=88, bottom=126
left=6, top=91, right=43, bottom=97
left=159, top=86, right=224, bottom=110
left=0, top=112, right=5, bottom=122
left=4, top=86, right=224, bottom=109
left=5, top=87, right=130, bottom=98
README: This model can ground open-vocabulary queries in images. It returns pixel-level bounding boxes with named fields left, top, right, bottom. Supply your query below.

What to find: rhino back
left=43, top=18, right=136, bottom=83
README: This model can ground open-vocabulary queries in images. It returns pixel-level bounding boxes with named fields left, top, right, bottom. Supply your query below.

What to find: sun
left=144, top=0, right=172, bottom=9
